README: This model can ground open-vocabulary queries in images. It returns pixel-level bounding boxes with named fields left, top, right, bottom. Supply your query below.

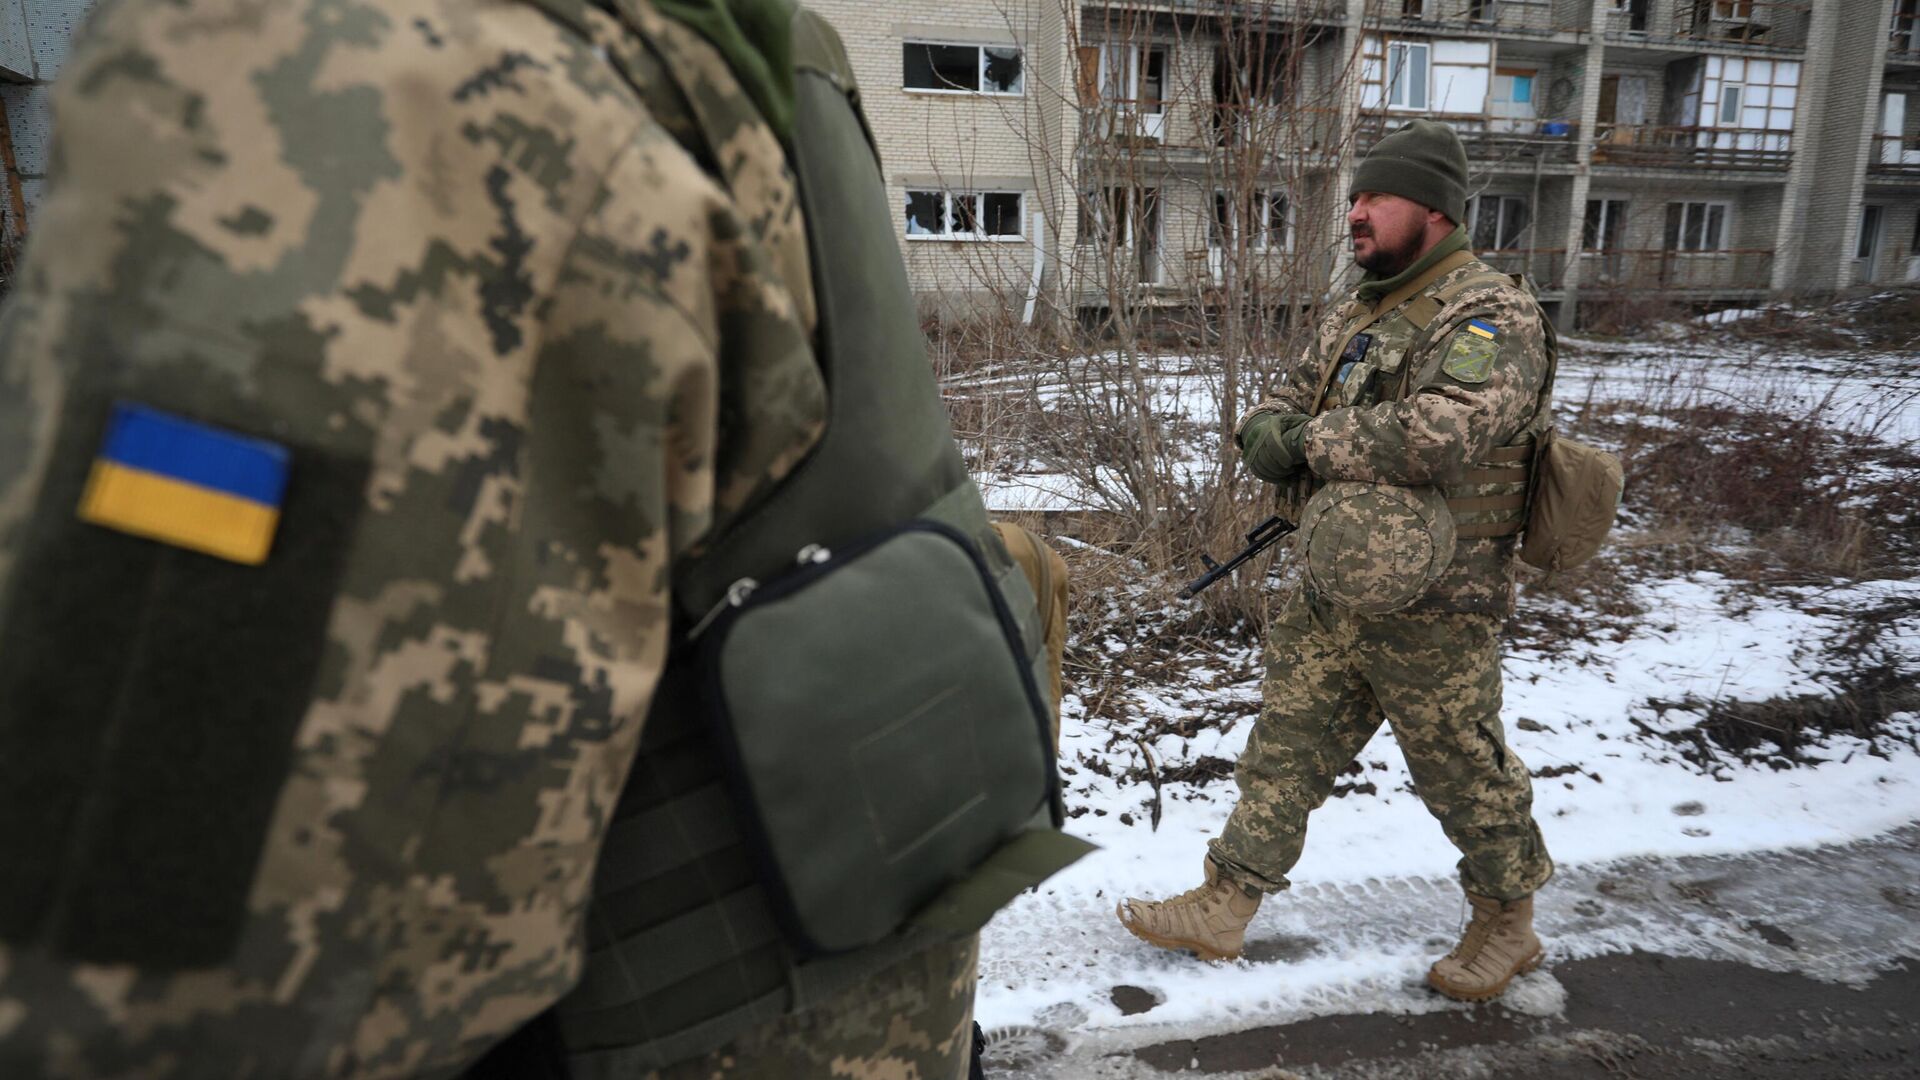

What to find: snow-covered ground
left=963, top=331, right=1920, bottom=1066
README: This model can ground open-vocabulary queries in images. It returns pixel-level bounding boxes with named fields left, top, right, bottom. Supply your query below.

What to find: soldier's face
left=1347, top=192, right=1431, bottom=275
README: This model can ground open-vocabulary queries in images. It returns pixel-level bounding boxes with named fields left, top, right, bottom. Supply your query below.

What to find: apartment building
left=4, top=1, right=1911, bottom=326
left=809, top=0, right=1917, bottom=328
left=0, top=0, right=91, bottom=245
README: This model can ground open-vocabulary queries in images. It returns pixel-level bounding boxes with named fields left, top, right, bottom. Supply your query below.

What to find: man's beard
left=1353, top=227, right=1424, bottom=275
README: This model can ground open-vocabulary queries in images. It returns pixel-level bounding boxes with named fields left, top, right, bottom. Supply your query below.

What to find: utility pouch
left=696, top=520, right=1066, bottom=956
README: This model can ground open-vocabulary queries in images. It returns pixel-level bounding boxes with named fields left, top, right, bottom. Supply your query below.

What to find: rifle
left=1179, top=515, right=1297, bottom=599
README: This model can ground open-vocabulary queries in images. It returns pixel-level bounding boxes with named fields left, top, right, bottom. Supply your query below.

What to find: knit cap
left=1349, top=119, right=1469, bottom=224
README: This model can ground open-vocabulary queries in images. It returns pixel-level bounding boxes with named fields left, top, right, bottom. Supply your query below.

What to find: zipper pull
left=795, top=544, right=832, bottom=566
left=689, top=577, right=758, bottom=640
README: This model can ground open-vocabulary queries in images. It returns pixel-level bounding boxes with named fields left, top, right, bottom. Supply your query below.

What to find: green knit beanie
left=1349, top=119, right=1469, bottom=225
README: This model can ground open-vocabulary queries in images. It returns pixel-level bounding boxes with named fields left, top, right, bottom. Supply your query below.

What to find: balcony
left=1477, top=248, right=1568, bottom=290
left=1590, top=124, right=1791, bottom=170
left=1372, top=0, right=1589, bottom=37
left=1869, top=136, right=1920, bottom=178
left=1605, top=0, right=1809, bottom=54
left=1579, top=249, right=1775, bottom=292
left=1358, top=114, right=1580, bottom=166
left=1893, top=12, right=1920, bottom=64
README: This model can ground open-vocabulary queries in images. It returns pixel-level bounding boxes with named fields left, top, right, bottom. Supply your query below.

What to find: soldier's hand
left=1239, top=412, right=1311, bottom=483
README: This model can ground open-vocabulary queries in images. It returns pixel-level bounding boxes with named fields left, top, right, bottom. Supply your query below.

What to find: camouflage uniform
left=0, top=0, right=984, bottom=1076
left=1212, top=249, right=1555, bottom=903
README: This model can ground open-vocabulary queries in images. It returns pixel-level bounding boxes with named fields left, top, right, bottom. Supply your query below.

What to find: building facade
left=0, top=0, right=93, bottom=247
left=808, top=0, right=1920, bottom=327
left=3, top=1, right=1913, bottom=323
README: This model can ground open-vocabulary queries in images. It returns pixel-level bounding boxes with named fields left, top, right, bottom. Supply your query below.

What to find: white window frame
left=1470, top=194, right=1530, bottom=251
left=1666, top=200, right=1731, bottom=253
left=1386, top=41, right=1431, bottom=111
left=1209, top=189, right=1292, bottom=253
left=1717, top=82, right=1744, bottom=126
left=902, top=40, right=1025, bottom=96
left=904, top=189, right=1026, bottom=241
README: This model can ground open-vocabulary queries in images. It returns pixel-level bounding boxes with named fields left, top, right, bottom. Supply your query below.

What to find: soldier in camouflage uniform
left=1118, top=120, right=1556, bottom=1003
left=0, top=0, right=1041, bottom=1076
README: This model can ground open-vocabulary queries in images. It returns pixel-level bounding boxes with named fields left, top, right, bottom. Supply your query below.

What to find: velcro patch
left=1465, top=318, right=1499, bottom=340
left=1443, top=328, right=1498, bottom=384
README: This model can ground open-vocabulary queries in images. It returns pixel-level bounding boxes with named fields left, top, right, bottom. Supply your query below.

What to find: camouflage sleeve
left=0, top=0, right=821, bottom=1074
left=1234, top=302, right=1355, bottom=440
left=1300, top=286, right=1549, bottom=486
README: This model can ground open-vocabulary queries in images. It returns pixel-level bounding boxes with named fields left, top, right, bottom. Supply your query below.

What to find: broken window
left=982, top=192, right=1024, bottom=236
left=983, top=48, right=1023, bottom=93
left=904, top=190, right=1025, bottom=239
left=905, top=190, right=945, bottom=236
left=903, top=42, right=1024, bottom=94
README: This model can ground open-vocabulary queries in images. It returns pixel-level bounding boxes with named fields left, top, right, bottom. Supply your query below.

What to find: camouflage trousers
left=1209, top=594, right=1553, bottom=902
left=647, top=935, right=979, bottom=1080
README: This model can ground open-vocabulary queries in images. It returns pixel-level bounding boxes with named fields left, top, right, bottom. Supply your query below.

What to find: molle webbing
left=550, top=3, right=1042, bottom=1072
left=1449, top=442, right=1533, bottom=538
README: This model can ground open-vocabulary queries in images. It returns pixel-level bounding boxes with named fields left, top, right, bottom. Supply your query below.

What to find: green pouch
left=697, top=520, right=1065, bottom=956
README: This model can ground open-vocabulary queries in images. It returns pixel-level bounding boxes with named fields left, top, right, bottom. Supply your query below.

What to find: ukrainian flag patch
left=1466, top=318, right=1499, bottom=340
left=77, top=403, right=290, bottom=565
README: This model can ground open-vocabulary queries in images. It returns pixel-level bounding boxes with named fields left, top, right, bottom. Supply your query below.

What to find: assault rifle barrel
left=1179, top=515, right=1297, bottom=599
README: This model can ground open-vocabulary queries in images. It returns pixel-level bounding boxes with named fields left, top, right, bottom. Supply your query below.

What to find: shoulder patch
left=1442, top=326, right=1498, bottom=384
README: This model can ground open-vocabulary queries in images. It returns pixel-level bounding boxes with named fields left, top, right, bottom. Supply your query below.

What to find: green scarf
left=1354, top=225, right=1468, bottom=303
left=652, top=0, right=797, bottom=138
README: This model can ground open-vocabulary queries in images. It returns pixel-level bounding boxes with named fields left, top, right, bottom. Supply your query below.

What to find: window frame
left=1470, top=194, right=1531, bottom=251
left=902, top=40, right=1026, bottom=96
left=904, top=188, right=1027, bottom=242
left=1386, top=41, right=1431, bottom=111
left=1664, top=200, right=1731, bottom=253
left=1209, top=189, right=1292, bottom=253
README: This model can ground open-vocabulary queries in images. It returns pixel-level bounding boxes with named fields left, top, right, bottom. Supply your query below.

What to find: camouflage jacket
left=0, top=0, right=824, bottom=1075
left=1240, top=254, right=1554, bottom=615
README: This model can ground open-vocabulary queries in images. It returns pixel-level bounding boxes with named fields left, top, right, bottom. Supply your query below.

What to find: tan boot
left=1115, top=858, right=1262, bottom=961
left=1427, top=892, right=1544, bottom=1002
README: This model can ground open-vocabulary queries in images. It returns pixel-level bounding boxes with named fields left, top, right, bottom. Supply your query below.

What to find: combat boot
left=1115, top=858, right=1261, bottom=961
left=1427, top=892, right=1543, bottom=1002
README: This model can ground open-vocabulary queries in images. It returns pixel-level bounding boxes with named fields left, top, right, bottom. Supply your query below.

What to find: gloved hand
left=1238, top=411, right=1311, bottom=483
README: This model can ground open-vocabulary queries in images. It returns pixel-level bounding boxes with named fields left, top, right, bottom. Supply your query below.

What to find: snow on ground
left=976, top=572, right=1920, bottom=1045
left=965, top=333, right=1920, bottom=1055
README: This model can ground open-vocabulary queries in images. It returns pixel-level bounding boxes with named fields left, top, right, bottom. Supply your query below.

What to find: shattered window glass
left=983, top=192, right=1023, bottom=236
left=952, top=193, right=981, bottom=235
left=905, top=43, right=981, bottom=91
left=983, top=48, right=1024, bottom=94
left=905, top=190, right=945, bottom=235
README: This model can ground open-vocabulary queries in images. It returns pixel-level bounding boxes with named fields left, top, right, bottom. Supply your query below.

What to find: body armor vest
left=539, top=4, right=1083, bottom=1074
left=1301, top=255, right=1556, bottom=613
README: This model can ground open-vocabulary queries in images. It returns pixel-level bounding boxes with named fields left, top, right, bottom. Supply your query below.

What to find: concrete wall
left=1, top=0, right=98, bottom=243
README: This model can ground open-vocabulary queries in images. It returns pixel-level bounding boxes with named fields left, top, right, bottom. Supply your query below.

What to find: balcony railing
left=1358, top=114, right=1580, bottom=165
left=1372, top=0, right=1589, bottom=36
left=1869, top=135, right=1920, bottom=176
left=1206, top=103, right=1345, bottom=153
left=1590, top=124, right=1791, bottom=170
left=1579, top=249, right=1775, bottom=292
left=1666, top=1, right=1809, bottom=48
left=1477, top=248, right=1567, bottom=290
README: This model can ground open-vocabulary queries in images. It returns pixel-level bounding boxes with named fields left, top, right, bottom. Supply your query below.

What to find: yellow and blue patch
left=77, top=403, right=290, bottom=565
left=1442, top=319, right=1501, bottom=384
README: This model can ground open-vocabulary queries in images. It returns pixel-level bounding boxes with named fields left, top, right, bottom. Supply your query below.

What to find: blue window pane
left=1512, top=75, right=1533, bottom=103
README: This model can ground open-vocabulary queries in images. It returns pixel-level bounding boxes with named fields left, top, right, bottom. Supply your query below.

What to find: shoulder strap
left=1311, top=247, right=1476, bottom=416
